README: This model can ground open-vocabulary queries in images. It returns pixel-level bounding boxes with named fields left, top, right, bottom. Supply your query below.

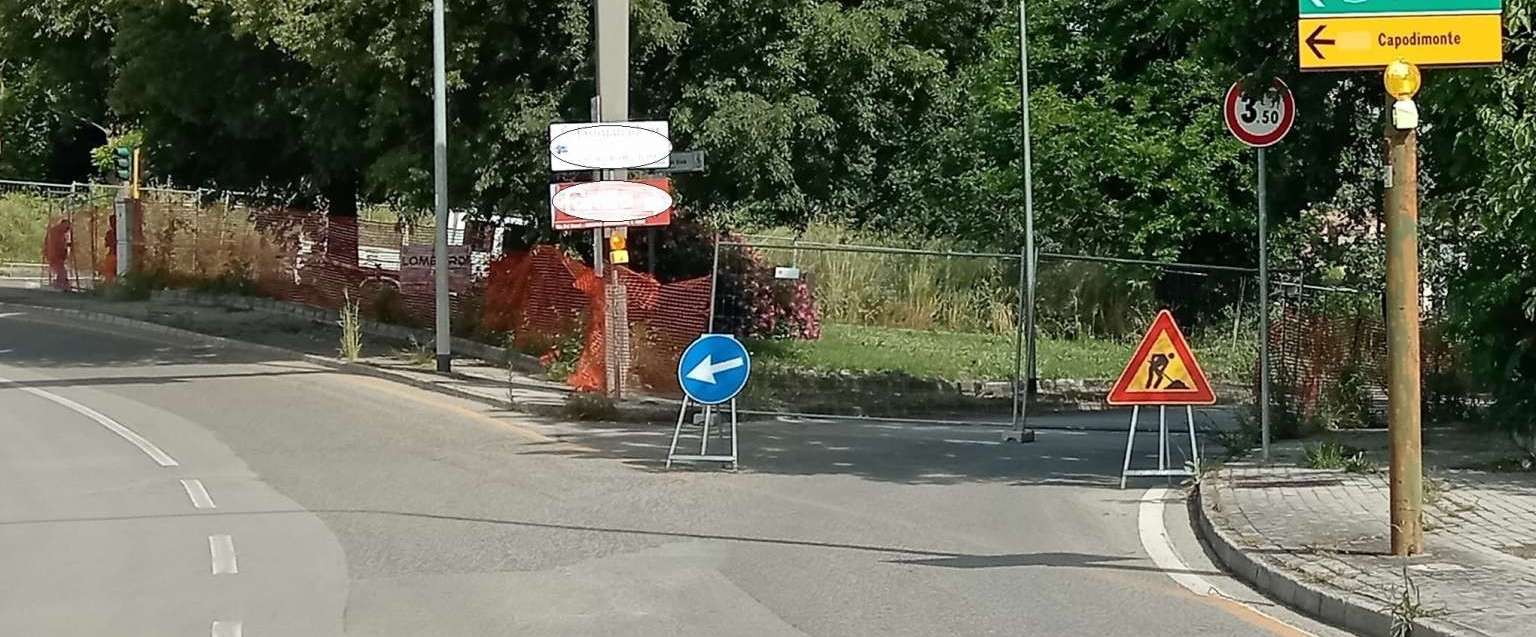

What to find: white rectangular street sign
left=549, top=121, right=671, bottom=172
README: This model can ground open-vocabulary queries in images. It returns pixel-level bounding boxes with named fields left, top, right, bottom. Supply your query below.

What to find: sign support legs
left=1186, top=405, right=1200, bottom=472
left=1120, top=405, right=1200, bottom=489
left=666, top=396, right=690, bottom=469
left=667, top=398, right=740, bottom=470
left=1120, top=406, right=1140, bottom=490
left=1158, top=406, right=1168, bottom=472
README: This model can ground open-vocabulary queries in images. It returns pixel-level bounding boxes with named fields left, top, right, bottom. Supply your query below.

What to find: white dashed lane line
left=181, top=479, right=217, bottom=509
left=209, top=535, right=238, bottom=575
left=211, top=620, right=243, bottom=637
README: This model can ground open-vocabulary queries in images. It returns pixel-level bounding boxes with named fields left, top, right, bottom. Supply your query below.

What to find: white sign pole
left=1258, top=146, right=1271, bottom=461
left=431, top=0, right=452, bottom=373
left=1009, top=0, right=1039, bottom=444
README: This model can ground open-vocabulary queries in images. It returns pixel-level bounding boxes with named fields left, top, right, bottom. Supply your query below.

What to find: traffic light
left=608, top=231, right=629, bottom=265
left=113, top=146, right=133, bottom=182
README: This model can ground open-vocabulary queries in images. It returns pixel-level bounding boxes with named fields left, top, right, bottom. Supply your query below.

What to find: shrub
left=539, top=324, right=586, bottom=382
left=194, top=258, right=258, bottom=296
left=714, top=236, right=820, bottom=340
left=101, top=270, right=169, bottom=301
left=564, top=392, right=619, bottom=421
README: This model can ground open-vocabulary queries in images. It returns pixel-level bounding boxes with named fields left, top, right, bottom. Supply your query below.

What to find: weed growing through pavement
left=1210, top=416, right=1262, bottom=460
left=338, top=291, right=363, bottom=361
left=1303, top=441, right=1376, bottom=473
left=399, top=336, right=434, bottom=367
left=1387, top=565, right=1447, bottom=637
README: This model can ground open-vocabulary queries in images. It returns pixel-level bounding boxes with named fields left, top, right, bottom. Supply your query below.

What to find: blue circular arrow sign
left=677, top=334, right=751, bottom=405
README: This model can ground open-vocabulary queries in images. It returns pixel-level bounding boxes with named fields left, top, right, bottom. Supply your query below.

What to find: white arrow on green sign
left=1299, top=0, right=1501, bottom=16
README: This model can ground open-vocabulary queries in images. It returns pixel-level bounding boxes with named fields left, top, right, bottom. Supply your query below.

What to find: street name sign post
left=1223, top=77, right=1296, bottom=462
left=1298, top=0, right=1503, bottom=70
left=1109, top=311, right=1217, bottom=488
left=1297, top=0, right=1499, bottom=556
left=667, top=334, right=751, bottom=470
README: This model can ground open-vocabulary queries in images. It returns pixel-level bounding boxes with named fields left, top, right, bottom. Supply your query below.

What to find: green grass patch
left=0, top=192, right=51, bottom=263
left=748, top=322, right=1254, bottom=382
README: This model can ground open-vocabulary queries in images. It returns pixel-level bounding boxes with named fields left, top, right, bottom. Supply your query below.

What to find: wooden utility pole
left=1383, top=61, right=1423, bottom=556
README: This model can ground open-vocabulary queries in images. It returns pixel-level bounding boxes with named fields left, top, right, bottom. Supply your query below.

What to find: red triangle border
left=1105, top=310, right=1217, bottom=406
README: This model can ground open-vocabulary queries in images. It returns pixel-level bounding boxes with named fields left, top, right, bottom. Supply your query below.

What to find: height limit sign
left=1224, top=79, right=1296, bottom=148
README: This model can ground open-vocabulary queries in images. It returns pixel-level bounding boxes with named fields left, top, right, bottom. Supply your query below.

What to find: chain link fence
left=711, top=236, right=1028, bottom=426
left=1, top=179, right=1480, bottom=425
left=1027, top=253, right=1266, bottom=415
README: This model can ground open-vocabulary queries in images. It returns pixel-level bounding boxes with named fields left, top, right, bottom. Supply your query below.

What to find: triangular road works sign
left=1106, top=310, right=1217, bottom=406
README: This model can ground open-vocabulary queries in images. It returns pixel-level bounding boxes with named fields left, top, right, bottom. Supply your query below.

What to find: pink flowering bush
left=715, top=237, right=821, bottom=341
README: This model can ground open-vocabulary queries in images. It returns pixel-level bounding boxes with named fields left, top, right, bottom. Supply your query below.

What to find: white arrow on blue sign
left=677, top=334, right=751, bottom=405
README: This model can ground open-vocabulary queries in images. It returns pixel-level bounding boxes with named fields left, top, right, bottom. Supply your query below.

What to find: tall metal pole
left=596, top=0, right=630, bottom=398
left=431, top=0, right=452, bottom=373
left=1258, top=147, right=1271, bottom=461
left=1385, top=116, right=1424, bottom=556
left=1014, top=0, right=1039, bottom=442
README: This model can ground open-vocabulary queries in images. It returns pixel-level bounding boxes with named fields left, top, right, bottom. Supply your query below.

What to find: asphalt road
left=0, top=309, right=1350, bottom=636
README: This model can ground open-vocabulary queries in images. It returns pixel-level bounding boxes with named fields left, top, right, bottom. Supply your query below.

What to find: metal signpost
left=1109, top=311, right=1218, bottom=489
left=1298, top=0, right=1503, bottom=70
left=431, top=0, right=452, bottom=373
left=668, top=334, right=751, bottom=470
left=1297, top=0, right=1502, bottom=557
left=1222, top=78, right=1296, bottom=461
left=1010, top=0, right=1040, bottom=445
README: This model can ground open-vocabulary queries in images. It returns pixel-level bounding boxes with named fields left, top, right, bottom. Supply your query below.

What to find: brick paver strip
left=1200, top=462, right=1536, bottom=636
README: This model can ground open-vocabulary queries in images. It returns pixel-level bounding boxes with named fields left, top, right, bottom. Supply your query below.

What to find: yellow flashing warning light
left=1384, top=60, right=1422, bottom=100
left=608, top=233, right=630, bottom=265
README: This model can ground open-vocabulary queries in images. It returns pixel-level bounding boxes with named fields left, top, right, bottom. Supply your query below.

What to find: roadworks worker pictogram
left=1106, top=310, right=1217, bottom=406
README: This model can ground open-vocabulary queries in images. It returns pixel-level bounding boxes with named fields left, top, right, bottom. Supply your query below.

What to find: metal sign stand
left=1119, top=405, right=1200, bottom=489
left=666, top=397, right=739, bottom=470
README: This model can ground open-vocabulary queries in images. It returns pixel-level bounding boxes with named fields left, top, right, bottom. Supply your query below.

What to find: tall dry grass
left=746, top=225, right=1021, bottom=335
left=743, top=224, right=1260, bottom=347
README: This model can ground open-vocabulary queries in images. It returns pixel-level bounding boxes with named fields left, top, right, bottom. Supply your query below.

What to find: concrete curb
left=1194, top=478, right=1470, bottom=637
left=0, top=300, right=673, bottom=424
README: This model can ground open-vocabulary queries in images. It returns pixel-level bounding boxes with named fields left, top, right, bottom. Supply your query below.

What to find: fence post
left=1013, top=247, right=1026, bottom=430
left=1008, top=246, right=1035, bottom=442
left=708, top=233, right=721, bottom=334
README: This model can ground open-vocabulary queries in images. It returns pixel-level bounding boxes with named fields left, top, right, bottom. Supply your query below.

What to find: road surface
left=0, top=309, right=1349, bottom=636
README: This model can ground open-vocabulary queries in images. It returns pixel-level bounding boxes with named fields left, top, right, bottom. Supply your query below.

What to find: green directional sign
left=1298, top=0, right=1501, bottom=16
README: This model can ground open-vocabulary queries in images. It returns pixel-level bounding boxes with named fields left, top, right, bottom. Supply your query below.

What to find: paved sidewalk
left=1201, top=463, right=1536, bottom=636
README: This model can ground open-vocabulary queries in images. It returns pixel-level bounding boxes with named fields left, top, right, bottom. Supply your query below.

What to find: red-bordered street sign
left=1224, top=79, right=1296, bottom=148
left=550, top=177, right=674, bottom=231
left=1106, top=310, right=1217, bottom=406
